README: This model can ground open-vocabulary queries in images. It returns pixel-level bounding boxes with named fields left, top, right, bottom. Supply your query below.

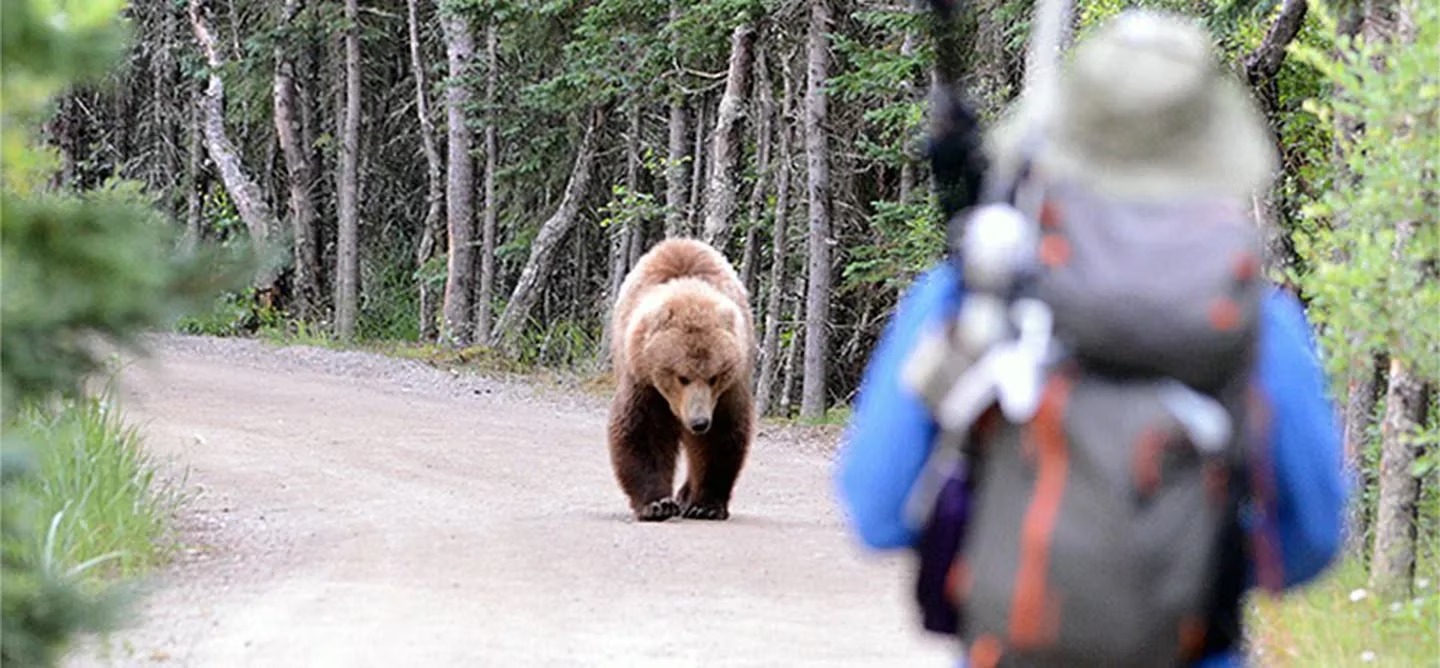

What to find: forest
left=2, top=0, right=1436, bottom=664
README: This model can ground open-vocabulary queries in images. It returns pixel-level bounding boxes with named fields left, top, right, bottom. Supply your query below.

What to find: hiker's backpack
left=902, top=172, right=1277, bottom=667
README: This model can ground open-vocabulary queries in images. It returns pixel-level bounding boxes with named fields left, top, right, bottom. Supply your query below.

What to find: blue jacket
left=835, top=262, right=1347, bottom=665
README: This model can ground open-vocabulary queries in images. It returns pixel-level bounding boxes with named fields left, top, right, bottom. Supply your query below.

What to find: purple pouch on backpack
left=913, top=461, right=972, bottom=635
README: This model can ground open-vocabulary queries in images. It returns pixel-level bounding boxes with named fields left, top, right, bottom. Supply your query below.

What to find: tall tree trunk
left=491, top=111, right=601, bottom=350
left=664, top=1, right=688, bottom=238
left=599, top=104, right=643, bottom=368
left=184, top=80, right=204, bottom=252
left=621, top=102, right=642, bottom=283
left=188, top=0, right=280, bottom=296
left=780, top=271, right=807, bottom=416
left=800, top=0, right=833, bottom=421
left=666, top=100, right=688, bottom=237
left=687, top=99, right=707, bottom=235
left=1369, top=202, right=1428, bottom=596
left=153, top=0, right=181, bottom=216
left=440, top=6, right=476, bottom=345
left=627, top=102, right=647, bottom=268
left=334, top=0, right=362, bottom=339
left=274, top=0, right=322, bottom=321
left=1339, top=0, right=1400, bottom=554
left=408, top=0, right=446, bottom=342
left=475, top=21, right=500, bottom=345
left=737, top=42, right=773, bottom=298
left=1345, top=354, right=1386, bottom=555
left=701, top=23, right=757, bottom=250
left=1329, top=1, right=1372, bottom=554
left=1370, top=357, right=1429, bottom=598
left=755, top=55, right=795, bottom=417
left=898, top=20, right=917, bottom=204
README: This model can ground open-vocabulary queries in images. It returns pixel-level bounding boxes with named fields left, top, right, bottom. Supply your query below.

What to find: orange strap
left=1008, top=374, right=1072, bottom=648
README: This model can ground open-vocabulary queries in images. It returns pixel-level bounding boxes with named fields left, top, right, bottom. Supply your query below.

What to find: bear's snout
left=679, top=384, right=715, bottom=435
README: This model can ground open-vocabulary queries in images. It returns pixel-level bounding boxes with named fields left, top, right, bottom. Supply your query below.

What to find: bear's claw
left=636, top=498, right=681, bottom=521
left=681, top=502, right=729, bottom=521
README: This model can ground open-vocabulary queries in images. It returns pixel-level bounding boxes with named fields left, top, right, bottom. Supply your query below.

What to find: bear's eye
left=708, top=375, right=719, bottom=386
left=677, top=375, right=691, bottom=385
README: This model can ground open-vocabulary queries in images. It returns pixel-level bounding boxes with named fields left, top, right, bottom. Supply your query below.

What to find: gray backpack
left=905, top=177, right=1271, bottom=667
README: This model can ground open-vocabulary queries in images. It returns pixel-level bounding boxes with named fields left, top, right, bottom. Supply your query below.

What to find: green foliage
left=358, top=248, right=423, bottom=342
left=598, top=184, right=665, bottom=232
left=0, top=446, right=126, bottom=668
left=1290, top=1, right=1440, bottom=396
left=512, top=317, right=599, bottom=369
left=1, top=0, right=245, bottom=664
left=2, top=182, right=250, bottom=407
left=830, top=8, right=928, bottom=170
left=521, top=0, right=671, bottom=112
left=842, top=199, right=947, bottom=293
left=0, top=0, right=130, bottom=150
left=7, top=385, right=183, bottom=581
left=174, top=287, right=285, bottom=338
left=1247, top=555, right=1440, bottom=665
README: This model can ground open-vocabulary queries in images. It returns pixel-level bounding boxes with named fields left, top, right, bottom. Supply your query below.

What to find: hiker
left=835, top=9, right=1346, bottom=668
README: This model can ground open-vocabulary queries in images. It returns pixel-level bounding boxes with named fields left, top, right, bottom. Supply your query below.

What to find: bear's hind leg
left=608, top=384, right=683, bottom=521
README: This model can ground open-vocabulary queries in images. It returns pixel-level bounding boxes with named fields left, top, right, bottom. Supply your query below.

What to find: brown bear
left=607, top=237, right=755, bottom=522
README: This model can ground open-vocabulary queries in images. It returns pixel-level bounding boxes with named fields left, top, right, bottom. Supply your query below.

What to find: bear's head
left=627, top=279, right=748, bottom=435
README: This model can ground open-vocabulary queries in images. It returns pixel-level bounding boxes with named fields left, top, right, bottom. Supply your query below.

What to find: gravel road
left=63, top=335, right=956, bottom=668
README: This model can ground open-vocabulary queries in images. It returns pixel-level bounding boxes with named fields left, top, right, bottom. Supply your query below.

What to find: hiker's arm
left=836, top=264, right=964, bottom=550
left=1258, top=289, right=1347, bottom=589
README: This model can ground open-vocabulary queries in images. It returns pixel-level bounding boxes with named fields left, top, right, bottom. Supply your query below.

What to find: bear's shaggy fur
left=607, top=238, right=755, bottom=522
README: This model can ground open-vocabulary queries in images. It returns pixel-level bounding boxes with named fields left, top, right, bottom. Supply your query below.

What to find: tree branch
left=1245, top=0, right=1309, bottom=88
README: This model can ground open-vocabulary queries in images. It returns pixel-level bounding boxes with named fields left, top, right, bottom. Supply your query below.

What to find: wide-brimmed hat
left=988, top=9, right=1278, bottom=201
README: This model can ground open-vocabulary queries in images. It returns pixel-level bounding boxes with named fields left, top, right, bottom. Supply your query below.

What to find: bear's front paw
left=635, top=497, right=681, bottom=522
left=681, top=502, right=729, bottom=521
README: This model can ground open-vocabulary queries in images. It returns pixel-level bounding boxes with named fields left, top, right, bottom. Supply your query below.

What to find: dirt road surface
left=64, top=335, right=956, bottom=668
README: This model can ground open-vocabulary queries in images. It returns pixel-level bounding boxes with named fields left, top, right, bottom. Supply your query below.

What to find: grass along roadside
left=1246, top=555, right=1440, bottom=666
left=6, top=384, right=185, bottom=583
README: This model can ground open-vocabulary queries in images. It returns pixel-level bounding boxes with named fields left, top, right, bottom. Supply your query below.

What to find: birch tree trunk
left=755, top=54, right=794, bottom=417
left=687, top=100, right=707, bottom=235
left=475, top=21, right=500, bottom=345
left=666, top=101, right=689, bottom=237
left=898, top=25, right=916, bottom=205
left=491, top=111, right=601, bottom=349
left=1339, top=0, right=1402, bottom=555
left=440, top=6, right=476, bottom=345
left=188, top=0, right=280, bottom=295
left=664, top=0, right=688, bottom=238
left=407, top=0, right=446, bottom=342
left=334, top=0, right=362, bottom=339
left=184, top=81, right=203, bottom=253
left=274, top=0, right=322, bottom=321
left=153, top=0, right=181, bottom=217
left=780, top=271, right=807, bottom=416
left=1345, top=355, right=1385, bottom=555
left=599, top=104, right=642, bottom=367
left=1369, top=181, right=1429, bottom=594
left=737, top=43, right=773, bottom=299
left=800, top=0, right=833, bottom=421
left=701, top=23, right=756, bottom=250
left=1370, top=357, right=1429, bottom=598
